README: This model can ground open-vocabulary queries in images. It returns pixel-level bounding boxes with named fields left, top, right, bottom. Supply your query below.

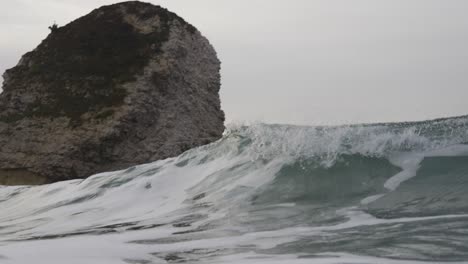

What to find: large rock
left=0, top=1, right=224, bottom=185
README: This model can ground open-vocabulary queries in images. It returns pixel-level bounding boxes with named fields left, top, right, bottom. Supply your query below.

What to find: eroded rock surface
left=0, top=1, right=224, bottom=185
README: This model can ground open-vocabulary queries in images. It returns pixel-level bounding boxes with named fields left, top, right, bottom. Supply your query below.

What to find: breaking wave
left=1, top=116, right=468, bottom=263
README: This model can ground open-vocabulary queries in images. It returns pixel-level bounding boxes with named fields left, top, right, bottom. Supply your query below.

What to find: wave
left=1, top=115, right=468, bottom=263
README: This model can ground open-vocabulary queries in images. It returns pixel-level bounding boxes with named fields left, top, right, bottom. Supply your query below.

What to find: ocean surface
left=1, top=117, right=468, bottom=264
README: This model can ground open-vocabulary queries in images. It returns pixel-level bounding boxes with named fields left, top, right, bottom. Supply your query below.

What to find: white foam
left=384, top=152, right=424, bottom=191
left=208, top=251, right=468, bottom=264
left=2, top=122, right=468, bottom=263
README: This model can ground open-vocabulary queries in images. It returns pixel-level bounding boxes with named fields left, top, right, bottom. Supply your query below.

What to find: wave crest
left=224, top=116, right=468, bottom=167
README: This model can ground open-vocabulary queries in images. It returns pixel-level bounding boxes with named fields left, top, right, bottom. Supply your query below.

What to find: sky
left=1, top=0, right=468, bottom=126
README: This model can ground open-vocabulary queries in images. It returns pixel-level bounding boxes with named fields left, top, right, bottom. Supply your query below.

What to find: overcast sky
left=1, top=0, right=468, bottom=125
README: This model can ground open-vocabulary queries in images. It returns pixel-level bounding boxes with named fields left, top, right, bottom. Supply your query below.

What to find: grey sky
left=1, top=0, right=468, bottom=125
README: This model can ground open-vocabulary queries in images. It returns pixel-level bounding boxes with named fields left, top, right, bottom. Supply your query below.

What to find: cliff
left=0, top=1, right=225, bottom=185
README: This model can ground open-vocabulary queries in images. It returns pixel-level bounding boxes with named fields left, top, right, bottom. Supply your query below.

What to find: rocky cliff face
left=0, top=1, right=224, bottom=185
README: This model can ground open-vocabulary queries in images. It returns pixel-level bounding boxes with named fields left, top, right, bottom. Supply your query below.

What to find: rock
left=0, top=1, right=224, bottom=185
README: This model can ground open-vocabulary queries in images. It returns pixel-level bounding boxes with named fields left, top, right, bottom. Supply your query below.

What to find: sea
left=1, top=116, right=468, bottom=264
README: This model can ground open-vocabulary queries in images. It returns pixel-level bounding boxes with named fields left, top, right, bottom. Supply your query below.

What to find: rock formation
left=0, top=1, right=224, bottom=185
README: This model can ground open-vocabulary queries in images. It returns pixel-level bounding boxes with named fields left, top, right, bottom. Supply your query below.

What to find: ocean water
left=1, top=117, right=468, bottom=263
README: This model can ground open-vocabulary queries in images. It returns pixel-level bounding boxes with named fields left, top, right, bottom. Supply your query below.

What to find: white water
left=1, top=121, right=468, bottom=263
